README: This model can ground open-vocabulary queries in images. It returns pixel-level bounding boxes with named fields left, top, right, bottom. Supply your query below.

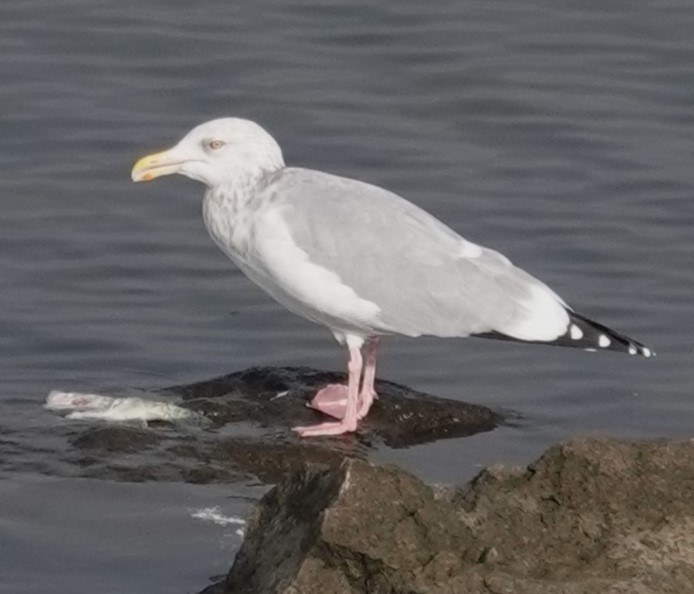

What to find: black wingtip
left=474, top=310, right=655, bottom=358
left=565, top=311, right=654, bottom=358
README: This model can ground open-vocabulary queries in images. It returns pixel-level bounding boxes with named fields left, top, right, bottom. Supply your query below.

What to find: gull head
left=131, top=118, right=285, bottom=188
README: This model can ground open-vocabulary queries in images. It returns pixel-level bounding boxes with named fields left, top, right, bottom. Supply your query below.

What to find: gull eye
left=207, top=139, right=225, bottom=150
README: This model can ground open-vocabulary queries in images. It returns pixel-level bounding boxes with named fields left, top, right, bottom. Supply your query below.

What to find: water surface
left=1, top=1, right=693, bottom=592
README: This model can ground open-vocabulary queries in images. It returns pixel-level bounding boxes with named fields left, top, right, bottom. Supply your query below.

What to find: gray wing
left=262, top=168, right=568, bottom=340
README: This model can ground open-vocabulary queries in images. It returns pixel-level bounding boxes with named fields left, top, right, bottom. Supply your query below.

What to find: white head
left=131, top=118, right=285, bottom=188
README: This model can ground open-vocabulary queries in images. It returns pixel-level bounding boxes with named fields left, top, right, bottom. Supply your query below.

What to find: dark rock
left=7, top=366, right=501, bottom=484
left=205, top=438, right=694, bottom=594
left=171, top=366, right=502, bottom=447
left=171, top=437, right=353, bottom=484
left=71, top=425, right=162, bottom=453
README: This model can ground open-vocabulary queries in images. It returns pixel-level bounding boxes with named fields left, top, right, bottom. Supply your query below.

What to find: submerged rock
left=71, top=425, right=162, bottom=453
left=204, top=438, right=694, bottom=594
left=8, top=366, right=501, bottom=484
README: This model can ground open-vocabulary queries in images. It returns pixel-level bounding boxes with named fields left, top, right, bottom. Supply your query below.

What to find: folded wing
left=261, top=168, right=570, bottom=341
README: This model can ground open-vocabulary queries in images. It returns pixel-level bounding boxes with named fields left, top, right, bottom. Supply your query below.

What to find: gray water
left=1, top=0, right=693, bottom=592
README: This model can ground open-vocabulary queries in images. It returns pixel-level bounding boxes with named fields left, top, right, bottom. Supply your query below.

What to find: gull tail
left=476, top=310, right=654, bottom=358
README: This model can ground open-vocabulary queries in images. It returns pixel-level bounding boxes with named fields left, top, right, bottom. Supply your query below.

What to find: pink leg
left=306, top=338, right=380, bottom=421
left=305, top=384, right=348, bottom=418
left=357, top=337, right=379, bottom=419
left=293, top=344, right=362, bottom=436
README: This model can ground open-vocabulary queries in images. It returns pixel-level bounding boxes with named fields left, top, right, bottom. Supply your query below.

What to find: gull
left=131, top=118, right=652, bottom=437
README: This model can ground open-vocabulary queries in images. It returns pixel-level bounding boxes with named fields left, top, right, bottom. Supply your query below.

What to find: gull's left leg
left=357, top=337, right=379, bottom=419
left=293, top=344, right=362, bottom=436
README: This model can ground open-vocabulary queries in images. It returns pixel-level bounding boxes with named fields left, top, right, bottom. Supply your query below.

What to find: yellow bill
left=131, top=150, right=182, bottom=182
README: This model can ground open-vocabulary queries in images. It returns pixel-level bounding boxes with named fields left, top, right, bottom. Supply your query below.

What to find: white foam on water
left=190, top=506, right=246, bottom=527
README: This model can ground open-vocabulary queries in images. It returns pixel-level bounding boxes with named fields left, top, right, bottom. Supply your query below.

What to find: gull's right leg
left=306, top=337, right=380, bottom=421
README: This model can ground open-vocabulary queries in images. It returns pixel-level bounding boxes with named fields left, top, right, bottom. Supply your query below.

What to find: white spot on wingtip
left=642, top=347, right=652, bottom=358
left=628, top=345, right=637, bottom=355
left=569, top=324, right=583, bottom=340
left=598, top=334, right=611, bottom=348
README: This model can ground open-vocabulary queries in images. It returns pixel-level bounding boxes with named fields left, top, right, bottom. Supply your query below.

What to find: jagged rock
left=204, top=438, right=694, bottom=594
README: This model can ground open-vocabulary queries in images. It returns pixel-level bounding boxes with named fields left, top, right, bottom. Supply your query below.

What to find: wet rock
left=9, top=366, right=500, bottom=484
left=204, top=438, right=694, bottom=594
left=171, top=366, right=502, bottom=447
left=171, top=437, right=352, bottom=484
left=71, top=425, right=162, bottom=453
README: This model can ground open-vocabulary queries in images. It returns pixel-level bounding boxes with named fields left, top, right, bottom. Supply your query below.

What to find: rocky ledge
left=203, top=438, right=694, bottom=594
